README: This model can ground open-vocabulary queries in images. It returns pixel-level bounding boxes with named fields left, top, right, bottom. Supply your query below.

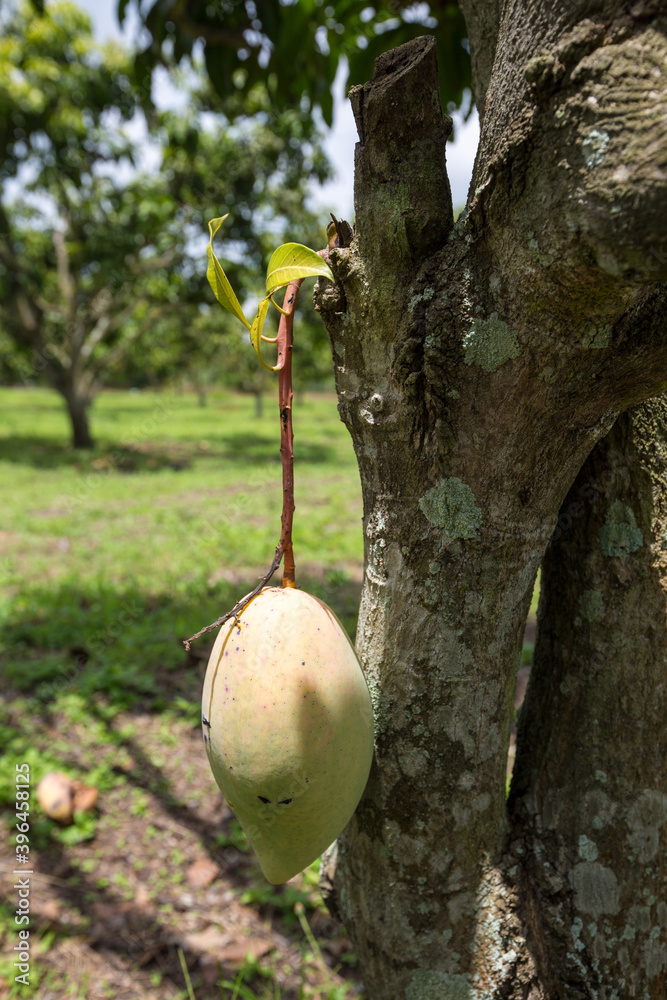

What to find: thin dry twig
left=182, top=544, right=283, bottom=650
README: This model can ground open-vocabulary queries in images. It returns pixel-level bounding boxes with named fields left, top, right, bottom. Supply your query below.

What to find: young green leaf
left=206, top=216, right=251, bottom=329
left=249, top=297, right=280, bottom=371
left=265, top=243, right=333, bottom=297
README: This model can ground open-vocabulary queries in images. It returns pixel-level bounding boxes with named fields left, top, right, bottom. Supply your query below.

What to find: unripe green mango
left=201, top=586, right=374, bottom=884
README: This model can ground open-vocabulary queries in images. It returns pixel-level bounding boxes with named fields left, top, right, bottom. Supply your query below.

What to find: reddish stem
left=276, top=278, right=303, bottom=588
left=182, top=265, right=326, bottom=648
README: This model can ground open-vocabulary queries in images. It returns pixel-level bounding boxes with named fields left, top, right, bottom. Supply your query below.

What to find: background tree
left=118, top=0, right=472, bottom=126
left=304, top=11, right=667, bottom=1000
left=111, top=305, right=271, bottom=410
left=116, top=298, right=334, bottom=412
left=0, top=1, right=332, bottom=447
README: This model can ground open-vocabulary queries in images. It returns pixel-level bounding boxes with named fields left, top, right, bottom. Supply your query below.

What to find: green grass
left=0, top=385, right=365, bottom=998
left=0, top=387, right=361, bottom=581
left=0, top=383, right=538, bottom=768
left=0, top=387, right=363, bottom=709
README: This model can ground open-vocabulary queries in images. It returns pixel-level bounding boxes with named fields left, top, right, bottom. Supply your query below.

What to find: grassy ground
left=0, top=386, right=365, bottom=1000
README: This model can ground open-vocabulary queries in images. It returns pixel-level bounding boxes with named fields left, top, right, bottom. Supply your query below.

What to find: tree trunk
left=314, top=16, right=667, bottom=999
left=61, top=385, right=94, bottom=449
left=509, top=399, right=667, bottom=999
left=195, top=382, right=208, bottom=407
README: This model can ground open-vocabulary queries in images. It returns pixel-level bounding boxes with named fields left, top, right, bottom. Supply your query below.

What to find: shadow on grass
left=0, top=434, right=336, bottom=472
left=0, top=569, right=364, bottom=998
left=0, top=437, right=189, bottom=472
left=0, top=571, right=362, bottom=708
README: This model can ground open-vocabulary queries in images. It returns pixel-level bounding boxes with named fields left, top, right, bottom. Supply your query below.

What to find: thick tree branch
left=349, top=36, right=453, bottom=276
left=53, top=230, right=76, bottom=321
left=79, top=294, right=151, bottom=363
left=457, top=0, right=502, bottom=116
left=39, top=336, right=71, bottom=370
left=471, top=5, right=667, bottom=284
left=85, top=305, right=163, bottom=382
left=510, top=398, right=667, bottom=998
left=34, top=295, right=67, bottom=320
left=599, top=284, right=667, bottom=409
left=15, top=293, right=40, bottom=335
left=78, top=315, right=113, bottom=364
left=313, top=8, right=667, bottom=1000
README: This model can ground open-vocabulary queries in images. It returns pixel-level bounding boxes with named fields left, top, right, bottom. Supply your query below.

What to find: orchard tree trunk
left=61, top=383, right=94, bottom=449
left=194, top=381, right=208, bottom=407
left=314, top=10, right=667, bottom=999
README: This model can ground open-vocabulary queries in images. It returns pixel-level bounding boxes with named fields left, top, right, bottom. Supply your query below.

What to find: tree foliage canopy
left=0, top=0, right=137, bottom=185
left=116, top=0, right=471, bottom=125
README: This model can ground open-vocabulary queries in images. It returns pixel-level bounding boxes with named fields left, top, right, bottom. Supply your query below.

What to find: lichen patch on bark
left=578, top=834, right=599, bottom=861
left=581, top=323, right=612, bottom=349
left=463, top=314, right=521, bottom=372
left=419, top=478, right=483, bottom=538
left=598, top=500, right=644, bottom=557
left=578, top=589, right=604, bottom=622
left=406, top=970, right=475, bottom=1000
left=626, top=790, right=667, bottom=863
left=582, top=128, right=610, bottom=168
left=570, top=862, right=621, bottom=917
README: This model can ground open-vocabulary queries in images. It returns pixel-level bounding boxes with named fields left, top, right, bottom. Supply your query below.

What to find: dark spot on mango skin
left=258, top=795, right=271, bottom=803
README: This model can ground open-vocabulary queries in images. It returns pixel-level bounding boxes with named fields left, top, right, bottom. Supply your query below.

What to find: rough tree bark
left=314, top=6, right=667, bottom=998
left=510, top=400, right=667, bottom=998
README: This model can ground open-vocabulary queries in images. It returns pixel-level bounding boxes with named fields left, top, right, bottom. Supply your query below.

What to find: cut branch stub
left=349, top=35, right=454, bottom=269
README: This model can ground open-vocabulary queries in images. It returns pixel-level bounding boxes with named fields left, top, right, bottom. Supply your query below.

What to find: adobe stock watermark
left=635, top=243, right=667, bottom=284
left=7, top=323, right=72, bottom=387
left=13, top=763, right=32, bottom=987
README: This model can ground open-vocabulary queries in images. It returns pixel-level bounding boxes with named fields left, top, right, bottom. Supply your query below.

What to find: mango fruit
left=201, top=586, right=374, bottom=883
left=36, top=772, right=99, bottom=823
left=37, top=772, right=74, bottom=822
